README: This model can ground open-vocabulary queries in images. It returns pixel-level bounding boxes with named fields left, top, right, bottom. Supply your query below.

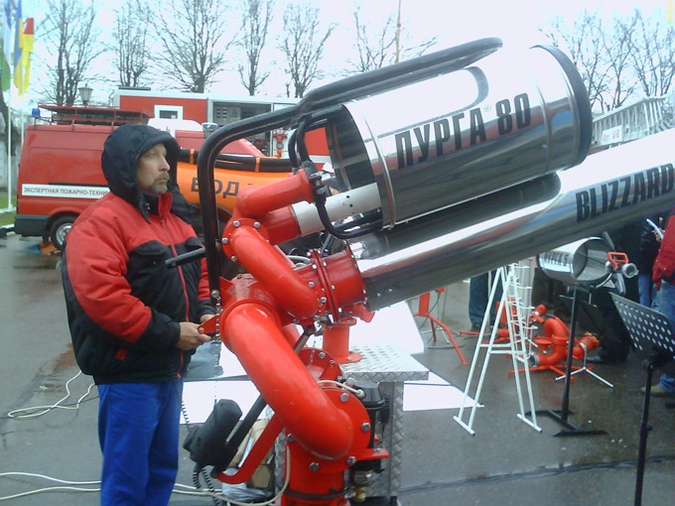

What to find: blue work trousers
left=469, top=272, right=503, bottom=326
left=638, top=272, right=658, bottom=309
left=97, top=380, right=182, bottom=506
left=656, top=283, right=675, bottom=392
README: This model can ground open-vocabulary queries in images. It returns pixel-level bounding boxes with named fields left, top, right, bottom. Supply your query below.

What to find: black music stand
left=532, top=286, right=608, bottom=437
left=610, top=293, right=675, bottom=506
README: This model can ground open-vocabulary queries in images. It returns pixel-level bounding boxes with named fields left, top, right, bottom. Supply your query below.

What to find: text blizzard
left=575, top=163, right=675, bottom=222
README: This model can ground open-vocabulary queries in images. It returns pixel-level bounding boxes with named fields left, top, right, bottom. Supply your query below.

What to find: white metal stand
left=454, top=262, right=541, bottom=434
left=555, top=356, right=614, bottom=388
left=553, top=294, right=614, bottom=388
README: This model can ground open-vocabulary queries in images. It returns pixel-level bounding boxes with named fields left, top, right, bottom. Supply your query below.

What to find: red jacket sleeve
left=653, top=213, right=675, bottom=288
left=66, top=211, right=177, bottom=350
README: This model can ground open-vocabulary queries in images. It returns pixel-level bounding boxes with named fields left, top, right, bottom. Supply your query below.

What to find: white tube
left=290, top=183, right=381, bottom=236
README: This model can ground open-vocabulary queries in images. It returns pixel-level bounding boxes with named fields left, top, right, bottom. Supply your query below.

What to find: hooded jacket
left=61, top=124, right=214, bottom=384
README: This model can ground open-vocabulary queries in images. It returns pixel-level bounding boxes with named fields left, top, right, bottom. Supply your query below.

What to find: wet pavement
left=1, top=232, right=674, bottom=505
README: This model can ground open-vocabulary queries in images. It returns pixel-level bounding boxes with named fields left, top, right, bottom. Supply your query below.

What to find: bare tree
left=347, top=7, right=436, bottom=74
left=601, top=13, right=639, bottom=110
left=40, top=0, right=103, bottom=105
left=112, top=0, right=149, bottom=88
left=542, top=7, right=674, bottom=113
left=237, top=0, right=274, bottom=96
left=281, top=2, right=334, bottom=98
left=541, top=11, right=612, bottom=112
left=348, top=9, right=397, bottom=73
left=140, top=0, right=236, bottom=93
left=629, top=8, right=675, bottom=97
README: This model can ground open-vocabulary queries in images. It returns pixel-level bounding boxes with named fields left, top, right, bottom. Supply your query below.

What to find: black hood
left=101, top=124, right=195, bottom=221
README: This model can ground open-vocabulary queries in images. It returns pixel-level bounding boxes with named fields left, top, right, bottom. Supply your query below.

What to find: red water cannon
left=179, top=34, right=675, bottom=503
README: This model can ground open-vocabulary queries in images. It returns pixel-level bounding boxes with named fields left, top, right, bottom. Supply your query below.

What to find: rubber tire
left=49, top=216, right=75, bottom=251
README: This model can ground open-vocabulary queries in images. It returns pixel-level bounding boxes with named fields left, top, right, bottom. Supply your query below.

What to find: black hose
left=197, top=107, right=300, bottom=297
left=297, top=38, right=502, bottom=113
left=179, top=148, right=293, bottom=173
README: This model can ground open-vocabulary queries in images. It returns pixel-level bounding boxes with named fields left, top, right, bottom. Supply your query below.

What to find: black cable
left=315, top=192, right=381, bottom=240
left=197, top=107, right=299, bottom=301
left=287, top=128, right=299, bottom=169
left=295, top=116, right=311, bottom=162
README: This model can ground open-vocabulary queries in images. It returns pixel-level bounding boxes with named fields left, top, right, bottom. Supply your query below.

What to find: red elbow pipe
left=229, top=225, right=319, bottom=320
left=260, top=206, right=303, bottom=246
left=531, top=335, right=569, bottom=366
left=233, top=171, right=314, bottom=221
left=223, top=302, right=354, bottom=460
left=531, top=317, right=570, bottom=367
left=530, top=317, right=599, bottom=366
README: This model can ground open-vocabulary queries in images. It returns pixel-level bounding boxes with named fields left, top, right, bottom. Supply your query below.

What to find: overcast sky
left=234, top=0, right=671, bottom=96
left=390, top=0, right=671, bottom=47
left=16, top=0, right=674, bottom=108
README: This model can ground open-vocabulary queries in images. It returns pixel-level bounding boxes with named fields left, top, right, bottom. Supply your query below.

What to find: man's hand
left=200, top=314, right=215, bottom=324
left=176, top=322, right=212, bottom=351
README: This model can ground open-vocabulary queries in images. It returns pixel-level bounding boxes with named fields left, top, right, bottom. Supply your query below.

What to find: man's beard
left=149, top=176, right=170, bottom=195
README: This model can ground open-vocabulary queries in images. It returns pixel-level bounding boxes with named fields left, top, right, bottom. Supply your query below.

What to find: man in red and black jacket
left=650, top=211, right=675, bottom=397
left=61, top=124, right=214, bottom=505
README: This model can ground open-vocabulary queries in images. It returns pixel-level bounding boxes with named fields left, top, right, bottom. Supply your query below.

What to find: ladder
left=592, top=93, right=674, bottom=148
left=454, top=261, right=541, bottom=435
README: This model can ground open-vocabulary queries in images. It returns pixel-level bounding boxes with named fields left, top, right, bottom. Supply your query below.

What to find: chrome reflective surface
left=537, top=237, right=611, bottom=285
left=352, top=128, right=675, bottom=311
left=327, top=45, right=591, bottom=227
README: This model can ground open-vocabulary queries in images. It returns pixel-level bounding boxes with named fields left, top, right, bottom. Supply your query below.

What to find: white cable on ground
left=2, top=371, right=287, bottom=504
left=0, top=472, right=100, bottom=502
left=0, top=471, right=279, bottom=503
left=1, top=452, right=289, bottom=504
left=6, top=371, right=96, bottom=419
left=0, top=485, right=101, bottom=502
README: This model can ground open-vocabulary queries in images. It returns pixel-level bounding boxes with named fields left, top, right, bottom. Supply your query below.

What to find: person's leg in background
left=468, top=273, right=489, bottom=328
left=468, top=271, right=503, bottom=329
left=638, top=272, right=653, bottom=307
left=653, top=282, right=675, bottom=395
left=586, top=287, right=631, bottom=365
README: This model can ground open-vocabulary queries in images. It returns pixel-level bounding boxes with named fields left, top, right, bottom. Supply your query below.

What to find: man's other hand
left=176, top=322, right=212, bottom=350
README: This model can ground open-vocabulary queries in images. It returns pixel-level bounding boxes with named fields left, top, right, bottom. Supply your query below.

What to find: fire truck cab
left=13, top=104, right=288, bottom=250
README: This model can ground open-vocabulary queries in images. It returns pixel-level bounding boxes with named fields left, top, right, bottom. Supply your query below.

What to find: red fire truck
left=13, top=103, right=319, bottom=250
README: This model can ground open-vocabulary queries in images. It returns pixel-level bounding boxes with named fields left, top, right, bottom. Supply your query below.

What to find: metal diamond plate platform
left=342, top=342, right=429, bottom=498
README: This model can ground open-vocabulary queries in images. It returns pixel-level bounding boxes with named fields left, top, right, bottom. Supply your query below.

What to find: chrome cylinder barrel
left=325, top=45, right=592, bottom=227
left=351, top=129, right=675, bottom=311
left=537, top=238, right=611, bottom=286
